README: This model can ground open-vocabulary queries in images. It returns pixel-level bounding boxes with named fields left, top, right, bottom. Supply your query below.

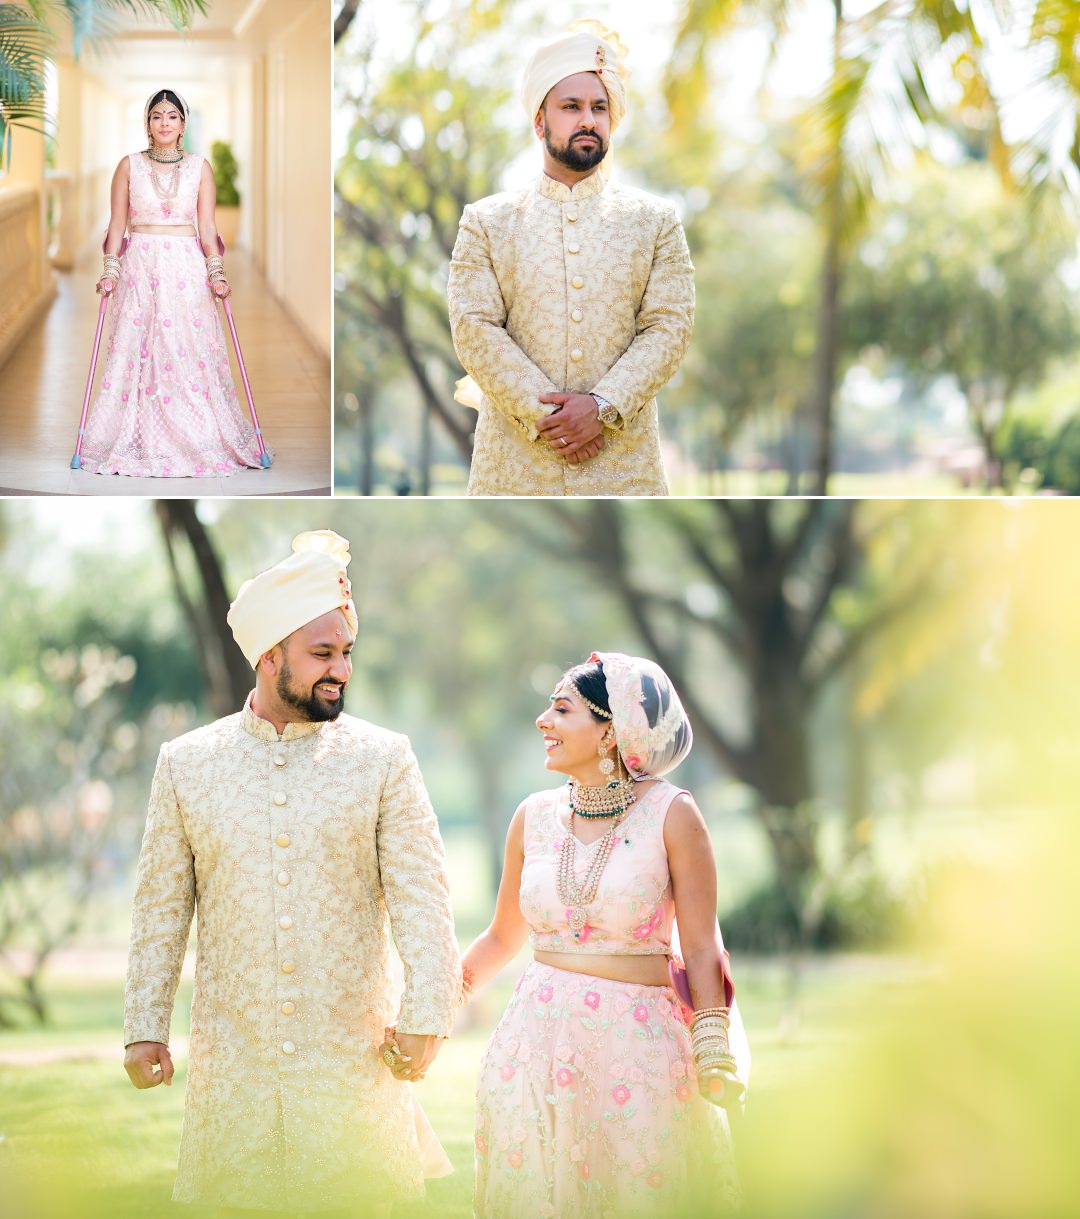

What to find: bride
left=76, top=87, right=269, bottom=477
left=458, top=652, right=749, bottom=1217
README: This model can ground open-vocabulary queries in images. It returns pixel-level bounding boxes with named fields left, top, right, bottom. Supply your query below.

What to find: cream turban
left=521, top=19, right=630, bottom=132
left=227, top=530, right=358, bottom=669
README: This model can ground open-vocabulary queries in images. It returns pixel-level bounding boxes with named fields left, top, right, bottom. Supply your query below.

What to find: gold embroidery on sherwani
left=448, top=171, right=695, bottom=496
left=123, top=701, right=460, bottom=1211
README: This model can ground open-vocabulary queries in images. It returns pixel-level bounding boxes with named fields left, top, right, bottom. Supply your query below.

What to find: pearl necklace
left=146, top=152, right=182, bottom=201
left=557, top=785, right=635, bottom=937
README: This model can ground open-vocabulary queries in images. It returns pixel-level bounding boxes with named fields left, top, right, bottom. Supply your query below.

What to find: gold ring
left=382, top=1048, right=399, bottom=1066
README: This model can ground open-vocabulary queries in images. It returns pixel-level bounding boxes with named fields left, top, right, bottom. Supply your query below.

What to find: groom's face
left=274, top=609, right=354, bottom=722
left=537, top=72, right=611, bottom=171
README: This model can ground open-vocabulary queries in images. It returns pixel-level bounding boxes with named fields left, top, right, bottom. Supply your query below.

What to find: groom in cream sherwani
left=123, top=530, right=460, bottom=1216
left=448, top=22, right=695, bottom=496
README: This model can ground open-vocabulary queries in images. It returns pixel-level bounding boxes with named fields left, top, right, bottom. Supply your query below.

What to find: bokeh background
left=1, top=496, right=1078, bottom=1216
left=334, top=0, right=1080, bottom=496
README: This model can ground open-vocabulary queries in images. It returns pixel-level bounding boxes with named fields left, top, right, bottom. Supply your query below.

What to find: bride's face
left=535, top=684, right=611, bottom=781
left=149, top=103, right=184, bottom=148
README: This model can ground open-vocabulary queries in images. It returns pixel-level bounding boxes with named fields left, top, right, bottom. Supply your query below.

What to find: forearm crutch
left=213, top=236, right=272, bottom=467
left=71, top=234, right=127, bottom=470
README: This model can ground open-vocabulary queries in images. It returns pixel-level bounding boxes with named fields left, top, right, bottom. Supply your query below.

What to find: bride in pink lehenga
left=78, top=88, right=270, bottom=477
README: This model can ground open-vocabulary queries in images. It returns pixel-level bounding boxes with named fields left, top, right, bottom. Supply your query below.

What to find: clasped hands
left=536, top=392, right=605, bottom=464
left=378, top=1026, right=441, bottom=1084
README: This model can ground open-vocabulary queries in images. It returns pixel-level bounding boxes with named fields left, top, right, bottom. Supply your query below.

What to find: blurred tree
left=0, top=642, right=139, bottom=1025
left=665, top=0, right=1009, bottom=493
left=156, top=500, right=251, bottom=719
left=516, top=498, right=946, bottom=957
left=845, top=161, right=1079, bottom=488
left=335, top=3, right=527, bottom=492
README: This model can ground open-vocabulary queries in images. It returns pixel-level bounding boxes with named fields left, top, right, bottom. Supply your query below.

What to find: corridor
left=0, top=241, right=330, bottom=496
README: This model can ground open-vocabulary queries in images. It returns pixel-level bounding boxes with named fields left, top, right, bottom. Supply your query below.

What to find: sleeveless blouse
left=128, top=151, right=202, bottom=226
left=520, top=779, right=686, bottom=955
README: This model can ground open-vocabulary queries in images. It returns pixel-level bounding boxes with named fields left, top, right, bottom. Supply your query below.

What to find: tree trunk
left=358, top=385, right=375, bottom=495
left=156, top=501, right=253, bottom=717
left=810, top=0, right=846, bottom=497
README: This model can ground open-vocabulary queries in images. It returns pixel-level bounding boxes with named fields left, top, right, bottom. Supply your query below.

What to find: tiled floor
left=0, top=243, right=331, bottom=496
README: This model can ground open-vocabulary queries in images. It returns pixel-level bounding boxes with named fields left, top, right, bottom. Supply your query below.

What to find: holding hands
left=379, top=1026, right=441, bottom=1083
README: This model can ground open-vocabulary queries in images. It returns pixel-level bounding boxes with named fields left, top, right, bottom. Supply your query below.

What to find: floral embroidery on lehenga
left=475, top=782, right=742, bottom=1217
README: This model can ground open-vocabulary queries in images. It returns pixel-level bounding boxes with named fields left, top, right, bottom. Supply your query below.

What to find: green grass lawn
left=0, top=958, right=918, bottom=1218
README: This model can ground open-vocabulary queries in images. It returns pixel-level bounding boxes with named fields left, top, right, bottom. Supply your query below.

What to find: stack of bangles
left=690, top=1006, right=743, bottom=1107
left=205, top=254, right=228, bottom=293
left=100, top=254, right=121, bottom=290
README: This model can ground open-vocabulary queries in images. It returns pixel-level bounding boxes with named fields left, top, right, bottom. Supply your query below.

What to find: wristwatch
left=590, top=392, right=621, bottom=429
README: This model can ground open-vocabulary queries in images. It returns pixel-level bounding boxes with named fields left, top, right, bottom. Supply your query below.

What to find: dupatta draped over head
left=588, top=651, right=693, bottom=780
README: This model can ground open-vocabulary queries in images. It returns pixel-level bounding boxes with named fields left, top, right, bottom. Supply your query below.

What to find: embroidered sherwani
left=123, top=701, right=460, bottom=1212
left=448, top=171, right=695, bottom=496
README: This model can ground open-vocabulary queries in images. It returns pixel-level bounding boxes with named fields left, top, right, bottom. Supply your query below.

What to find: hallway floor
left=0, top=241, right=331, bottom=495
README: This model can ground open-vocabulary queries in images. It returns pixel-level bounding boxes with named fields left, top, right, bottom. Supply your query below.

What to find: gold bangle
left=691, top=1006, right=730, bottom=1023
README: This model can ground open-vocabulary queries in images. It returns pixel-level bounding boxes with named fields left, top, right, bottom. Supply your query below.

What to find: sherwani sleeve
left=591, top=207, right=695, bottom=426
left=123, top=743, right=196, bottom=1047
left=448, top=203, right=558, bottom=442
left=376, top=737, right=460, bottom=1037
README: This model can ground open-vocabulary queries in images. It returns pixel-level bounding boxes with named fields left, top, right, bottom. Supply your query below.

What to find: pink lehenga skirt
left=475, top=962, right=741, bottom=1219
left=78, top=233, right=270, bottom=477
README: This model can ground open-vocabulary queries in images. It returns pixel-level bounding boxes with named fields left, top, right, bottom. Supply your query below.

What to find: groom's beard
left=544, top=121, right=608, bottom=171
left=275, top=658, right=346, bottom=722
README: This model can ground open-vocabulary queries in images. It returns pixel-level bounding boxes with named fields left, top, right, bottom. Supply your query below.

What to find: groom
left=448, top=22, right=696, bottom=496
left=123, top=530, right=460, bottom=1215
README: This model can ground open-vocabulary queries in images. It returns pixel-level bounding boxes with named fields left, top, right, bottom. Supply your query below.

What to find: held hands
left=536, top=393, right=606, bottom=464
left=124, top=1040, right=175, bottom=1089
left=379, top=1026, right=442, bottom=1083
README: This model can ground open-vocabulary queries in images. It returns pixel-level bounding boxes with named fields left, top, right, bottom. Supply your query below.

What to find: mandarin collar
left=240, top=693, right=325, bottom=743
left=536, top=170, right=607, bottom=203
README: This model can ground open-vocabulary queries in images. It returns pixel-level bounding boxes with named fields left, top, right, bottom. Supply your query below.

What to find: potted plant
left=210, top=138, right=240, bottom=247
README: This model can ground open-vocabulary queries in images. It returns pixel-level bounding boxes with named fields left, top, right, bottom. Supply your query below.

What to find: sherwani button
left=282, top=1040, right=296, bottom=1055
left=571, top=309, right=583, bottom=322
left=276, top=833, right=291, bottom=848
left=281, top=1001, right=296, bottom=1016
left=571, top=276, right=584, bottom=288
left=566, top=211, right=578, bottom=221
left=277, top=871, right=291, bottom=886
left=273, top=754, right=287, bottom=767
left=567, top=242, right=580, bottom=254
left=570, top=348, right=583, bottom=361
left=279, top=915, right=294, bottom=930
left=273, top=792, right=287, bottom=806
left=281, top=960, right=297, bottom=974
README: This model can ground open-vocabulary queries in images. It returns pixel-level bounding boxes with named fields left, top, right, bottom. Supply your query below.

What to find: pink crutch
left=214, top=235, right=272, bottom=467
left=71, top=234, right=127, bottom=469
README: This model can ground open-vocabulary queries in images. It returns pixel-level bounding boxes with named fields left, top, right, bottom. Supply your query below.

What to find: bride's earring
left=598, top=731, right=615, bottom=776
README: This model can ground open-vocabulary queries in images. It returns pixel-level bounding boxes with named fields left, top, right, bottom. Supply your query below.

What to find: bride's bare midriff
left=131, top=225, right=197, bottom=236
left=534, top=950, right=670, bottom=987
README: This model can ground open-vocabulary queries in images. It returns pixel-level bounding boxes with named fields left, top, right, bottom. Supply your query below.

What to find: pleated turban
left=521, top=20, right=630, bottom=131
left=227, top=530, right=358, bottom=669
left=589, top=651, right=693, bottom=780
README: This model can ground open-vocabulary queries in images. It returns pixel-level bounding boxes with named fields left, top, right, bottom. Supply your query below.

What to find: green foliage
left=845, top=159, right=1080, bottom=476
left=209, top=138, right=239, bottom=206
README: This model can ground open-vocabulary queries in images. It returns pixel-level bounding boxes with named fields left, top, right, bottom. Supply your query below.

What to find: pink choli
left=520, top=780, right=684, bottom=955
left=128, top=150, right=200, bottom=225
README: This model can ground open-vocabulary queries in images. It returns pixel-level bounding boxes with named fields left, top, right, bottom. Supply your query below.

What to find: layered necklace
left=557, top=778, right=638, bottom=937
left=146, top=148, right=183, bottom=201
